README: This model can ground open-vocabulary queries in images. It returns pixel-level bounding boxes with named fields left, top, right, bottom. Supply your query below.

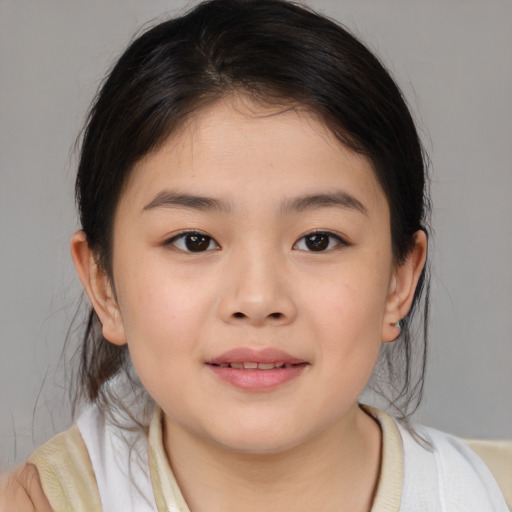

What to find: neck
left=163, top=405, right=382, bottom=512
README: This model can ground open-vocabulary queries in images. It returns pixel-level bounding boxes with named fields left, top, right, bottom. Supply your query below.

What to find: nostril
left=232, top=311, right=283, bottom=320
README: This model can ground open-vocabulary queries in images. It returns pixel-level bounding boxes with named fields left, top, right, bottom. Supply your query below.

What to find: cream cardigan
left=28, top=404, right=511, bottom=511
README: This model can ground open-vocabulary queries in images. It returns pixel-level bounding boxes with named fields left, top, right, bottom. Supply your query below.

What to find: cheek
left=114, top=256, right=213, bottom=359
left=313, top=264, right=389, bottom=332
left=306, top=260, right=390, bottom=370
left=114, top=265, right=211, bottom=406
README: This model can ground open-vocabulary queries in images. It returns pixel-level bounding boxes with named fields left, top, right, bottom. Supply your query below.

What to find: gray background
left=1, top=0, right=511, bottom=471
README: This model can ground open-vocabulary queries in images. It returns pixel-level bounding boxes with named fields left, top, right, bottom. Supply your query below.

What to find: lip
left=207, top=347, right=306, bottom=366
left=206, top=347, right=308, bottom=391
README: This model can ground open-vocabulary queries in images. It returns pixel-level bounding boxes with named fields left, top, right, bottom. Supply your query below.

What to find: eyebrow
left=281, top=191, right=368, bottom=216
left=143, top=191, right=232, bottom=213
left=142, top=190, right=368, bottom=216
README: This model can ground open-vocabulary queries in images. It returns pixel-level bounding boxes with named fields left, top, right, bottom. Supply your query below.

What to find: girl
left=1, top=0, right=509, bottom=510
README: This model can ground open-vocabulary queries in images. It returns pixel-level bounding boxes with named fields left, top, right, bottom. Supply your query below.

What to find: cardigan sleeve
left=27, top=424, right=102, bottom=512
left=463, top=438, right=512, bottom=510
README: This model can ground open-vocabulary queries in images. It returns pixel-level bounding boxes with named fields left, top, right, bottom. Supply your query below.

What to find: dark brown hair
left=74, top=0, right=430, bottom=421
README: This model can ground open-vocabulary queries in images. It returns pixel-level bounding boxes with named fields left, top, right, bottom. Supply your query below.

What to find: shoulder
left=0, top=422, right=102, bottom=512
left=463, top=438, right=512, bottom=507
left=0, top=464, right=52, bottom=512
left=398, top=422, right=510, bottom=511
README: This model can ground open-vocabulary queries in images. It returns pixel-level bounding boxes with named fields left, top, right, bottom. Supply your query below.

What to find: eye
left=166, top=231, right=220, bottom=253
left=293, top=231, right=347, bottom=252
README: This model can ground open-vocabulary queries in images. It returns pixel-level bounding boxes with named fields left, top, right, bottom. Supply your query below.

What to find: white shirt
left=75, top=404, right=509, bottom=512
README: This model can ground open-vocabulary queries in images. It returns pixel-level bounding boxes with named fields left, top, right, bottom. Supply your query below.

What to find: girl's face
left=100, top=96, right=417, bottom=453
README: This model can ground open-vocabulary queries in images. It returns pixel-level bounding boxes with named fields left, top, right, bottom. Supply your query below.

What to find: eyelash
left=164, top=230, right=349, bottom=253
left=164, top=230, right=220, bottom=253
left=293, top=230, right=349, bottom=252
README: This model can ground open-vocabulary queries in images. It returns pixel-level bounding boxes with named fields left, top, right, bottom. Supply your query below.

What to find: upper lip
left=206, top=347, right=306, bottom=365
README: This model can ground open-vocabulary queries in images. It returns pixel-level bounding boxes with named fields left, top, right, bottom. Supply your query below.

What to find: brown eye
left=293, top=231, right=346, bottom=252
left=185, top=234, right=211, bottom=252
left=168, top=232, right=219, bottom=252
left=304, top=234, right=329, bottom=251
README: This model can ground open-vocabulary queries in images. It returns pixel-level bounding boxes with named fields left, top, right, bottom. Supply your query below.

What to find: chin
left=201, top=419, right=314, bottom=456
left=215, top=435, right=302, bottom=456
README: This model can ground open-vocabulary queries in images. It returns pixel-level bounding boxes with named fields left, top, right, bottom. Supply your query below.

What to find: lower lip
left=207, top=364, right=307, bottom=391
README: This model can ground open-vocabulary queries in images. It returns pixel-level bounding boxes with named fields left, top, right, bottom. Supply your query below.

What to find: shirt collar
left=148, top=404, right=404, bottom=512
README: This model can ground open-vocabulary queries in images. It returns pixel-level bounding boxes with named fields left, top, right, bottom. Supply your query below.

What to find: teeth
left=219, top=361, right=292, bottom=370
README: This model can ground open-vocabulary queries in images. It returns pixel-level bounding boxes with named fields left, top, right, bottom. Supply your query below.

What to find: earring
left=394, top=320, right=402, bottom=338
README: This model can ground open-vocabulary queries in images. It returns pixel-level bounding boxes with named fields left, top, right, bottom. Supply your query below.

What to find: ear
left=381, top=230, right=428, bottom=343
left=70, top=231, right=127, bottom=346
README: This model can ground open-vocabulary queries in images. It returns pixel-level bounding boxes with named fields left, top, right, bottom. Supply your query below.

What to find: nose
left=218, top=248, right=297, bottom=327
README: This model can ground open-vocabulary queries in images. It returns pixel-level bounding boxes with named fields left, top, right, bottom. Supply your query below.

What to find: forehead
left=119, top=95, right=388, bottom=218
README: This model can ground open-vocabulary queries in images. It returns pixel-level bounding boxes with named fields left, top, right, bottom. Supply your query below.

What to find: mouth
left=206, top=348, right=308, bottom=391
left=210, top=361, right=298, bottom=370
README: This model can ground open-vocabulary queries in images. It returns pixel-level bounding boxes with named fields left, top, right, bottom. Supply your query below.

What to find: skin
left=0, top=465, right=52, bottom=512
left=70, top=95, right=427, bottom=512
